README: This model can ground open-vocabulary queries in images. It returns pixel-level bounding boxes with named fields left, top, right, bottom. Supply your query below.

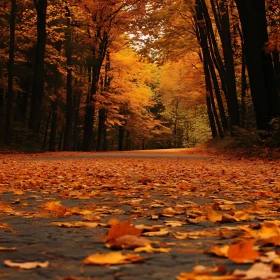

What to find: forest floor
left=1, top=147, right=280, bottom=279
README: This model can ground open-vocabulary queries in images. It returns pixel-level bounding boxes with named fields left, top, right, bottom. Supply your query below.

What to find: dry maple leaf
left=233, top=262, right=280, bottom=279
left=208, top=245, right=230, bottom=257
left=142, top=229, right=169, bottom=237
left=40, top=201, right=67, bottom=216
left=207, top=208, right=223, bottom=222
left=106, top=235, right=151, bottom=249
left=105, top=220, right=142, bottom=243
left=0, top=247, right=16, bottom=251
left=134, top=243, right=171, bottom=253
left=84, top=252, right=146, bottom=266
left=176, top=272, right=238, bottom=280
left=227, top=240, right=259, bottom=263
left=4, top=260, right=49, bottom=269
left=50, top=221, right=99, bottom=228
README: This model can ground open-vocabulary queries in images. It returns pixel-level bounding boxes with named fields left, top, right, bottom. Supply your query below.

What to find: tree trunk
left=63, top=6, right=73, bottom=151
left=29, top=0, right=47, bottom=131
left=97, top=108, right=106, bottom=151
left=118, top=125, right=125, bottom=151
left=240, top=53, right=247, bottom=128
left=235, top=0, right=279, bottom=131
left=82, top=32, right=108, bottom=151
left=73, top=87, right=81, bottom=151
left=49, top=99, right=57, bottom=152
left=4, top=0, right=16, bottom=144
left=209, top=0, right=240, bottom=128
left=205, top=60, right=224, bottom=138
left=41, top=104, right=52, bottom=149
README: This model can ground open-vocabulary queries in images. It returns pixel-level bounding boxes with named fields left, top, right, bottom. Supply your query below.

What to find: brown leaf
left=106, top=234, right=151, bottom=249
left=105, top=220, right=142, bottom=242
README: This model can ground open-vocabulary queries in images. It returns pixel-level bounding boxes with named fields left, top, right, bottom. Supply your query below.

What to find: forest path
left=21, top=147, right=213, bottom=161
left=0, top=149, right=280, bottom=279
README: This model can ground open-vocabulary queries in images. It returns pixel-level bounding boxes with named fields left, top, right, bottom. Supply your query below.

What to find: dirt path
left=0, top=150, right=280, bottom=279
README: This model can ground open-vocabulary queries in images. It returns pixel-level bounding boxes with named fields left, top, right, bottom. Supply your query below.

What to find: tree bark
left=29, top=0, right=47, bottom=131
left=4, top=0, right=16, bottom=144
left=49, top=99, right=57, bottom=151
left=63, top=6, right=73, bottom=151
left=209, top=0, right=239, bottom=128
left=235, top=0, right=279, bottom=131
left=82, top=30, right=109, bottom=151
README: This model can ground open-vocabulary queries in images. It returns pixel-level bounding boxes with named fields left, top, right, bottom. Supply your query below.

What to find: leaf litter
left=0, top=152, right=280, bottom=278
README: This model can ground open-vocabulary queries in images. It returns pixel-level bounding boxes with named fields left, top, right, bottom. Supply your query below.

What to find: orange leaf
left=105, top=220, right=142, bottom=242
left=227, top=240, right=259, bottom=263
left=84, top=252, right=145, bottom=266
left=207, top=208, right=223, bottom=222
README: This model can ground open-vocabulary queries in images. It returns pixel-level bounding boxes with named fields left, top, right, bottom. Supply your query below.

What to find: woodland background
left=0, top=0, right=279, bottom=152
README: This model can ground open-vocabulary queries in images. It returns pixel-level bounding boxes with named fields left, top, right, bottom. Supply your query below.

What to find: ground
left=0, top=148, right=280, bottom=280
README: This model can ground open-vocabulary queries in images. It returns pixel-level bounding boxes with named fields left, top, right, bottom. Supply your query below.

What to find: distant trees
left=1, top=0, right=279, bottom=151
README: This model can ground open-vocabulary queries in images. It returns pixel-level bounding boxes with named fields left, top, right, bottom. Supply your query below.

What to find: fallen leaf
left=134, top=243, right=171, bottom=253
left=227, top=240, right=259, bottom=263
left=207, top=208, right=223, bottom=222
left=50, top=221, right=99, bottom=228
left=4, top=260, right=49, bottom=269
left=84, top=252, right=146, bottom=266
left=208, top=245, right=229, bottom=257
left=106, top=234, right=151, bottom=249
left=142, top=229, right=169, bottom=237
left=234, top=262, right=280, bottom=279
left=0, top=247, right=17, bottom=251
left=105, top=220, right=142, bottom=242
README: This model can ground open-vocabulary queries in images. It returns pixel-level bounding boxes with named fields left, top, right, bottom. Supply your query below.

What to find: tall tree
left=63, top=5, right=74, bottom=151
left=235, top=0, right=279, bottom=131
left=29, top=0, right=47, bottom=131
left=4, top=0, right=16, bottom=144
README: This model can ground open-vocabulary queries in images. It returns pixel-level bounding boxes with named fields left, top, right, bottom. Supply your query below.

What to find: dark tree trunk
left=58, top=124, right=64, bottom=151
left=235, top=0, right=279, bottom=131
left=97, top=108, right=106, bottom=151
left=240, top=53, right=248, bottom=128
left=4, top=0, right=16, bottom=144
left=63, top=6, right=73, bottom=151
left=29, top=0, right=47, bottom=131
left=206, top=94, right=218, bottom=138
left=207, top=40, right=228, bottom=132
left=272, top=51, right=280, bottom=97
left=82, top=32, right=108, bottom=151
left=49, top=99, right=57, bottom=151
left=118, top=125, right=125, bottom=151
left=209, top=0, right=240, bottom=128
left=41, top=104, right=52, bottom=149
left=205, top=60, right=224, bottom=138
left=73, top=87, right=82, bottom=151
left=194, top=1, right=224, bottom=137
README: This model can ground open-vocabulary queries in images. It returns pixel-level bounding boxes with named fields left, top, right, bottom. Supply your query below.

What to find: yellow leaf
left=134, top=243, right=171, bottom=253
left=84, top=252, right=145, bottom=266
left=208, top=245, right=229, bottom=257
left=142, top=229, right=169, bottom=237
